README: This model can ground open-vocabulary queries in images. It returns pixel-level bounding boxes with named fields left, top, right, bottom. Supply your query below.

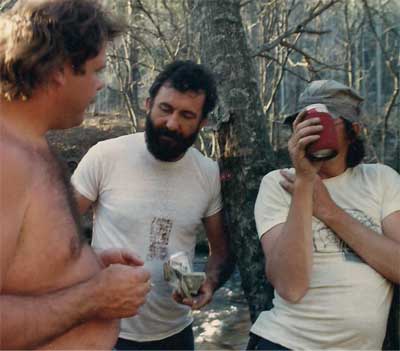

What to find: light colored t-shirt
left=252, top=163, right=400, bottom=350
left=72, top=133, right=222, bottom=341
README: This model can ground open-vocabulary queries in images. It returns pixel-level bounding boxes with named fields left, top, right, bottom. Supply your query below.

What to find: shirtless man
left=0, top=1, right=150, bottom=349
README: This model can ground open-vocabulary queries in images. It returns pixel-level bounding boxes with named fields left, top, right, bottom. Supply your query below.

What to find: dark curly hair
left=0, top=0, right=124, bottom=101
left=343, top=118, right=365, bottom=167
left=149, top=60, right=218, bottom=119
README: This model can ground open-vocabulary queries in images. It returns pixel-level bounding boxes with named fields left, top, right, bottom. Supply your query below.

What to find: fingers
left=172, top=290, right=188, bottom=303
left=132, top=279, right=151, bottom=307
left=290, top=112, right=323, bottom=151
left=191, top=292, right=212, bottom=310
left=292, top=110, right=307, bottom=129
left=191, top=282, right=213, bottom=310
left=291, top=123, right=322, bottom=147
left=133, top=266, right=151, bottom=283
left=94, top=264, right=152, bottom=319
left=279, top=169, right=295, bottom=194
left=279, top=179, right=294, bottom=194
left=292, top=110, right=319, bottom=130
left=172, top=290, right=181, bottom=303
left=173, top=291, right=210, bottom=310
left=99, top=248, right=144, bottom=267
left=120, top=249, right=144, bottom=266
left=172, top=290, right=194, bottom=307
left=125, top=267, right=151, bottom=315
left=182, top=297, right=195, bottom=307
left=280, top=169, right=295, bottom=182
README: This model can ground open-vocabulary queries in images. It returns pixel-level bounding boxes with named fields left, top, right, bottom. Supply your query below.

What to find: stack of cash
left=163, top=251, right=206, bottom=299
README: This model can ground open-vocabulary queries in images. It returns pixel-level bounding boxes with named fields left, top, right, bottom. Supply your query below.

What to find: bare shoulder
left=0, top=130, right=34, bottom=197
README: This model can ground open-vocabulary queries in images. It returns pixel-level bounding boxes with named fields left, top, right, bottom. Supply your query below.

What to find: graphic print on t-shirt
left=312, top=208, right=380, bottom=262
left=147, top=217, right=173, bottom=260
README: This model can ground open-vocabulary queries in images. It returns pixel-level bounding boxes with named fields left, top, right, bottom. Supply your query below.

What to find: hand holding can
left=304, top=104, right=338, bottom=161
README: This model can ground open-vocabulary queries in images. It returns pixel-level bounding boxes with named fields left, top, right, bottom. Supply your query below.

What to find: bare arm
left=260, top=112, right=323, bottom=303
left=319, top=204, right=400, bottom=283
left=1, top=264, right=151, bottom=349
left=173, top=210, right=234, bottom=309
left=74, top=190, right=94, bottom=215
left=203, top=210, right=234, bottom=290
left=1, top=151, right=150, bottom=350
left=261, top=177, right=314, bottom=303
left=280, top=170, right=400, bottom=284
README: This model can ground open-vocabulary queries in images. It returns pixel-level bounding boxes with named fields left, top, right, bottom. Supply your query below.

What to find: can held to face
left=304, top=103, right=338, bottom=161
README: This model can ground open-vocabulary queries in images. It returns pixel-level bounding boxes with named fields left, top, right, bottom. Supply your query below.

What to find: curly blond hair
left=0, top=0, right=124, bottom=101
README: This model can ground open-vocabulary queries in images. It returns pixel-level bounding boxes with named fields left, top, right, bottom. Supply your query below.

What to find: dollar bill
left=163, top=252, right=206, bottom=298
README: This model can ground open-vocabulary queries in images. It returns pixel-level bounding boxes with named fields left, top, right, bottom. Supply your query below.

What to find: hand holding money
left=164, top=252, right=207, bottom=306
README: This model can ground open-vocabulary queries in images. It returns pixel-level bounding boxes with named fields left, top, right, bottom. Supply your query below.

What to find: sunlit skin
left=51, top=47, right=107, bottom=129
left=0, top=47, right=151, bottom=349
left=0, top=48, right=107, bottom=141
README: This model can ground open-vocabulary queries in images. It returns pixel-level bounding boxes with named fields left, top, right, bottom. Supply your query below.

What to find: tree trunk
left=195, top=0, right=275, bottom=321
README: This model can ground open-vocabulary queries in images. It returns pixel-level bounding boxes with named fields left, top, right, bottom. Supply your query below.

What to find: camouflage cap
left=284, top=80, right=364, bottom=124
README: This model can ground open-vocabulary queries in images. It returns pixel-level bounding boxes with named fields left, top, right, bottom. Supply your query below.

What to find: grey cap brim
left=284, top=104, right=356, bottom=125
left=284, top=80, right=364, bottom=125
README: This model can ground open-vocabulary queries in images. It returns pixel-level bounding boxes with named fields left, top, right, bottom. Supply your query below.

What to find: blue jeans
left=246, top=333, right=290, bottom=350
left=115, top=324, right=194, bottom=350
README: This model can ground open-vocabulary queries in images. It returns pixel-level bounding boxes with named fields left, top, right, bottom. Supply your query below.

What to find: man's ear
left=145, top=97, right=151, bottom=113
left=352, top=122, right=362, bottom=136
left=50, top=66, right=67, bottom=87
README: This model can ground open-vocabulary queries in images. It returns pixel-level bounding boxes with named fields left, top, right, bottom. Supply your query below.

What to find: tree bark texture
left=195, top=0, right=275, bottom=322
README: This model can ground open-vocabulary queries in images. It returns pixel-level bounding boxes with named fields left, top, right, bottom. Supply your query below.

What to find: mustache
left=156, top=127, right=185, bottom=143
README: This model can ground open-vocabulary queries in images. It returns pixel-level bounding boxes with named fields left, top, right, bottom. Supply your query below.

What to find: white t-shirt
left=252, top=163, right=400, bottom=350
left=72, top=133, right=222, bottom=341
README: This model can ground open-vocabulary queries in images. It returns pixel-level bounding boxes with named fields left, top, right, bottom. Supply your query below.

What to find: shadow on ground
left=193, top=255, right=251, bottom=350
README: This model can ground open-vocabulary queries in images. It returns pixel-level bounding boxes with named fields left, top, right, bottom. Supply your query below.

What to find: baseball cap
left=284, top=80, right=364, bottom=124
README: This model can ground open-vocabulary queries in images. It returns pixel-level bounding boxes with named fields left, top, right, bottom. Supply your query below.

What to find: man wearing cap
left=248, top=80, right=400, bottom=350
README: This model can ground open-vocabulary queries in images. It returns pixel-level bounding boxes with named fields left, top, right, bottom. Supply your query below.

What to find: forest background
left=1, top=0, right=399, bottom=348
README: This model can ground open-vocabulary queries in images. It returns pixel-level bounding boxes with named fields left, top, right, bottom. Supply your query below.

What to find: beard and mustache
left=145, top=113, right=201, bottom=162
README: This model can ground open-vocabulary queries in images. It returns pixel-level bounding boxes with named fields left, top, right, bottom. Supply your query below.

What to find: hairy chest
left=3, top=152, right=99, bottom=294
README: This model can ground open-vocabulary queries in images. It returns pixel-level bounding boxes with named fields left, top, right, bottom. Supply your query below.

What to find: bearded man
left=72, top=60, right=233, bottom=351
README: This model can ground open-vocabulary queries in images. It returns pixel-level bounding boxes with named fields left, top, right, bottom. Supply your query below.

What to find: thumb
left=121, top=250, right=144, bottom=266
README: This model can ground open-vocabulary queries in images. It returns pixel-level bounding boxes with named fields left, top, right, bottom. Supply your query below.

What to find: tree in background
left=195, top=0, right=399, bottom=349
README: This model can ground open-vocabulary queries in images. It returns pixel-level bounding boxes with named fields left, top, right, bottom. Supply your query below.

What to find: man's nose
left=97, top=80, right=105, bottom=91
left=165, top=113, right=180, bottom=131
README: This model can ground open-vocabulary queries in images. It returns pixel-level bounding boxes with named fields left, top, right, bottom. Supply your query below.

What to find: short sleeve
left=71, top=143, right=103, bottom=202
left=204, top=161, right=222, bottom=218
left=380, top=165, right=400, bottom=220
left=254, top=170, right=291, bottom=239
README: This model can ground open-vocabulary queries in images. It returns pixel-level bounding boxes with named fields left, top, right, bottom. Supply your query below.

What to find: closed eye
left=159, top=103, right=173, bottom=113
left=95, top=68, right=106, bottom=81
left=181, top=111, right=197, bottom=119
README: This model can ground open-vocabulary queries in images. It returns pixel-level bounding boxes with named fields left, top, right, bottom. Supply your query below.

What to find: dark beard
left=145, top=114, right=200, bottom=161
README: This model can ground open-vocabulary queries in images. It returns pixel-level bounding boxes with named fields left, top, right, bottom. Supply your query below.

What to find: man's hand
left=99, top=248, right=144, bottom=267
left=172, top=279, right=213, bottom=310
left=92, top=264, right=151, bottom=319
left=280, top=170, right=337, bottom=221
left=288, top=111, right=323, bottom=180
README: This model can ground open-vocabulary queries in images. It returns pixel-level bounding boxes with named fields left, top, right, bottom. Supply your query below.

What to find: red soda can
left=304, top=104, right=338, bottom=161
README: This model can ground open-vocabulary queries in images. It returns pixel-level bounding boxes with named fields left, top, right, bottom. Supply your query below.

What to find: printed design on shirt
left=147, top=217, right=173, bottom=260
left=312, top=208, right=380, bottom=262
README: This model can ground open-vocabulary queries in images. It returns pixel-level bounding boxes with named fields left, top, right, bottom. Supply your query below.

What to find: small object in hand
left=163, top=251, right=206, bottom=299
left=182, top=272, right=206, bottom=295
left=169, top=251, right=192, bottom=273
left=304, top=103, right=338, bottom=161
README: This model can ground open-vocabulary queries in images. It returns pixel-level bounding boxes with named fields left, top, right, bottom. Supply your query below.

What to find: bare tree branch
left=252, top=0, right=341, bottom=55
